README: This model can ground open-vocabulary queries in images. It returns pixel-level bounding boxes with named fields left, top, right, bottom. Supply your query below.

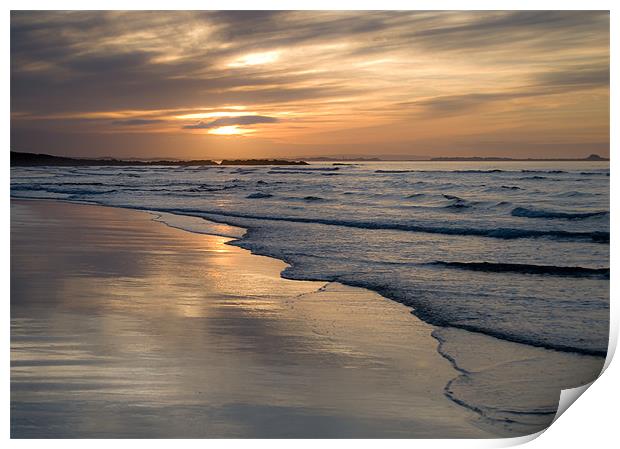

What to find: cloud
left=535, top=66, right=609, bottom=89
left=404, top=62, right=609, bottom=117
left=409, top=92, right=525, bottom=116
left=10, top=11, right=609, bottom=158
left=407, top=11, right=609, bottom=52
left=64, top=51, right=158, bottom=74
left=11, top=11, right=609, bottom=115
left=112, top=119, right=165, bottom=126
left=183, top=115, right=280, bottom=129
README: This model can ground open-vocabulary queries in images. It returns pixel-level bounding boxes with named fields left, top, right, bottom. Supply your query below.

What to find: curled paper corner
left=495, top=429, right=546, bottom=447
left=553, top=381, right=594, bottom=424
left=548, top=335, right=617, bottom=424
left=496, top=382, right=597, bottom=447
left=534, top=332, right=617, bottom=443
left=498, top=360, right=612, bottom=447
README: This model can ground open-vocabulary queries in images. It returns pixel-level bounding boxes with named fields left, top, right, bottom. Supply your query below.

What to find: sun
left=207, top=125, right=253, bottom=136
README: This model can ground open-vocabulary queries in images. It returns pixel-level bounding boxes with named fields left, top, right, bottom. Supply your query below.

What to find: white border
left=3, top=1, right=617, bottom=447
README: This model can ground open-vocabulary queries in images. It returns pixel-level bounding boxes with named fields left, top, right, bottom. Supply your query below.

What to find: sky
left=10, top=11, right=610, bottom=160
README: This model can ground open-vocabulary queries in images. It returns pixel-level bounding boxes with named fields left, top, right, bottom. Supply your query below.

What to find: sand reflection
left=11, top=200, right=486, bottom=438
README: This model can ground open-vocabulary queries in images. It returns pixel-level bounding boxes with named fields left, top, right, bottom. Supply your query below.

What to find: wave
left=500, top=185, right=523, bottom=190
left=11, top=185, right=118, bottom=195
left=453, top=169, right=504, bottom=173
left=284, top=195, right=326, bottom=202
left=555, top=191, right=591, bottom=198
left=255, top=180, right=285, bottom=186
left=185, top=184, right=241, bottom=192
left=279, top=271, right=608, bottom=357
left=267, top=170, right=340, bottom=175
left=267, top=169, right=340, bottom=175
left=442, top=194, right=463, bottom=201
left=270, top=166, right=340, bottom=171
left=521, top=170, right=566, bottom=174
left=429, top=261, right=609, bottom=279
left=246, top=192, right=273, bottom=199
left=406, top=193, right=427, bottom=199
left=511, top=206, right=608, bottom=220
left=48, top=181, right=109, bottom=186
left=376, top=169, right=506, bottom=174
left=442, top=194, right=476, bottom=210
left=62, top=170, right=120, bottom=176
left=445, top=203, right=470, bottom=210
left=162, top=208, right=610, bottom=243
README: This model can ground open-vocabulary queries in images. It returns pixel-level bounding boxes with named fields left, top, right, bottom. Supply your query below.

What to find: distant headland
left=10, top=152, right=308, bottom=167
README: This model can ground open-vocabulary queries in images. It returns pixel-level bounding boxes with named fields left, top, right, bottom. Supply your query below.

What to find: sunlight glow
left=228, top=51, right=280, bottom=67
left=207, top=125, right=253, bottom=135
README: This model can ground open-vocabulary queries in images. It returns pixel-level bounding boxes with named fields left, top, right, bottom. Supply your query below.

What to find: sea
left=10, top=160, right=610, bottom=433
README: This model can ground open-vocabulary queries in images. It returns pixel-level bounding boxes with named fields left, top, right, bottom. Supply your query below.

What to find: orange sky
left=11, top=11, right=610, bottom=159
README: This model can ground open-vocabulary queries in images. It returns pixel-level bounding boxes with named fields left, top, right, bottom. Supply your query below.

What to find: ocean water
left=11, top=161, right=609, bottom=432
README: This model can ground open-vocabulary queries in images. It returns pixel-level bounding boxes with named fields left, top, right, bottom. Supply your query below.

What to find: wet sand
left=11, top=200, right=491, bottom=438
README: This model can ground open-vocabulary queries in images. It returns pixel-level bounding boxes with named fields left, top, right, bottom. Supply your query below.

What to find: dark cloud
left=183, top=115, right=279, bottom=129
left=535, top=65, right=609, bottom=89
left=207, top=11, right=401, bottom=47
left=409, top=92, right=528, bottom=116
left=407, top=11, right=609, bottom=52
left=11, top=12, right=366, bottom=114
left=63, top=51, right=158, bottom=74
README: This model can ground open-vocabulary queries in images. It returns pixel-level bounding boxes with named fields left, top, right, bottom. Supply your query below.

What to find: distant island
left=430, top=154, right=609, bottom=162
left=10, top=152, right=308, bottom=167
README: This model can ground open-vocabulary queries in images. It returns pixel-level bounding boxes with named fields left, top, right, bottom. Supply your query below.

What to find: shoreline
left=11, top=199, right=493, bottom=438
left=11, top=197, right=606, bottom=437
left=13, top=197, right=607, bottom=357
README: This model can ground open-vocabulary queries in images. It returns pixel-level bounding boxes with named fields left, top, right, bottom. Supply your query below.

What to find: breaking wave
left=511, top=206, right=608, bottom=220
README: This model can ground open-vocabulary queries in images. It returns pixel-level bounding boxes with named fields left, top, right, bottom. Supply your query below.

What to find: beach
left=11, top=199, right=491, bottom=438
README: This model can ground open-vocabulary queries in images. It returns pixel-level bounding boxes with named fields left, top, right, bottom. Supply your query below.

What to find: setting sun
left=207, top=125, right=252, bottom=135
